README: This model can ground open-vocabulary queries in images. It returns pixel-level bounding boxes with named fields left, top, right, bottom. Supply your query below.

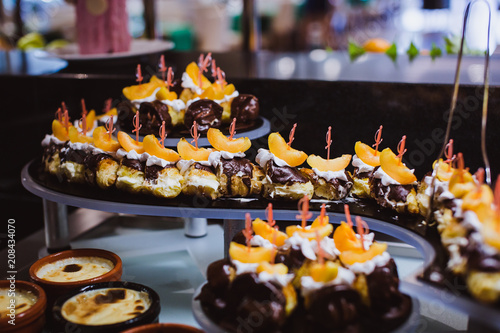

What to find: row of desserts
left=417, top=150, right=500, bottom=305
left=117, top=54, right=259, bottom=136
left=196, top=202, right=412, bottom=332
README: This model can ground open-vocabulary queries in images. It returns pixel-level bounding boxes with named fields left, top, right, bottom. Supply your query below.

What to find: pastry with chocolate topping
left=207, top=123, right=264, bottom=197
left=302, top=127, right=353, bottom=200
left=142, top=134, right=184, bottom=199
left=83, top=152, right=119, bottom=189
left=368, top=137, right=419, bottom=214
left=176, top=129, right=220, bottom=199
left=231, top=94, right=259, bottom=123
left=256, top=128, right=314, bottom=200
left=184, top=99, right=223, bottom=133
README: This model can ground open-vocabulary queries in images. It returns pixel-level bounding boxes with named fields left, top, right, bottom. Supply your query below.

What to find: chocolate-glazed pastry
left=259, top=160, right=314, bottom=200
left=138, top=101, right=172, bottom=135
left=213, top=157, right=264, bottom=197
left=302, top=168, right=354, bottom=201
left=83, top=153, right=119, bottom=189
left=59, top=144, right=88, bottom=183
left=177, top=159, right=220, bottom=200
left=231, top=94, right=259, bottom=123
left=41, top=137, right=66, bottom=176
left=115, top=151, right=148, bottom=194
left=116, top=100, right=137, bottom=132
left=170, top=78, right=184, bottom=97
left=143, top=162, right=183, bottom=199
left=184, top=99, right=223, bottom=132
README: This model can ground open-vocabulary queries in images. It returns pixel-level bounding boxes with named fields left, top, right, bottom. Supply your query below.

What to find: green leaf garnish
left=385, top=43, right=397, bottom=62
left=406, top=42, right=419, bottom=61
left=348, top=41, right=365, bottom=61
left=430, top=43, right=442, bottom=60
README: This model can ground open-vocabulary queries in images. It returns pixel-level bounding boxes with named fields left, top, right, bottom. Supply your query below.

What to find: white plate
left=192, top=282, right=421, bottom=333
left=41, top=39, right=174, bottom=62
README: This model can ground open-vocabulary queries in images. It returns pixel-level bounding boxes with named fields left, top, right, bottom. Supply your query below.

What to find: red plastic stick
left=229, top=118, right=237, bottom=140
left=55, top=107, right=62, bottom=122
left=103, top=98, right=112, bottom=114
left=316, top=230, right=325, bottom=265
left=355, top=216, right=369, bottom=251
left=159, top=55, right=166, bottom=82
left=397, top=135, right=407, bottom=165
left=288, top=123, right=297, bottom=147
left=296, top=195, right=312, bottom=229
left=105, top=117, right=115, bottom=141
left=325, top=126, right=332, bottom=160
left=344, top=204, right=353, bottom=228
left=167, top=67, right=173, bottom=88
left=319, top=203, right=327, bottom=226
left=190, top=121, right=200, bottom=149
left=372, top=125, right=383, bottom=155
left=197, top=53, right=212, bottom=89
left=243, top=213, right=253, bottom=251
left=80, top=113, right=88, bottom=136
left=444, top=139, right=455, bottom=171
left=136, top=64, right=143, bottom=84
left=266, top=203, right=275, bottom=227
left=159, top=121, right=167, bottom=147
left=132, top=111, right=142, bottom=143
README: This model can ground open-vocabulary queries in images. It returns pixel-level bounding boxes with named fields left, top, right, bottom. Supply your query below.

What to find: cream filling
left=232, top=260, right=259, bottom=275
left=256, top=149, right=289, bottom=168
left=312, top=168, right=349, bottom=183
left=345, top=251, right=391, bottom=275
left=301, top=267, right=355, bottom=297
left=116, top=149, right=150, bottom=162
left=208, top=151, right=246, bottom=168
left=182, top=72, right=203, bottom=95
left=286, top=232, right=339, bottom=261
left=41, top=134, right=66, bottom=147
left=258, top=271, right=294, bottom=288
left=213, top=90, right=240, bottom=104
left=130, top=87, right=161, bottom=108
left=176, top=159, right=211, bottom=175
left=352, top=155, right=375, bottom=174
left=161, top=99, right=186, bottom=112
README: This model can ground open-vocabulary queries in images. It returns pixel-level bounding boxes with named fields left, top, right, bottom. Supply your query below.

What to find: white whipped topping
left=146, top=155, right=175, bottom=168
left=186, top=97, right=201, bottom=109
left=232, top=260, right=259, bottom=275
left=255, top=149, right=289, bottom=168
left=312, top=168, right=349, bottom=182
left=301, top=267, right=355, bottom=297
left=373, top=167, right=401, bottom=186
left=346, top=251, right=391, bottom=275
left=162, top=99, right=186, bottom=112
left=208, top=151, right=246, bottom=168
left=67, top=141, right=91, bottom=151
left=250, top=235, right=275, bottom=249
left=130, top=87, right=161, bottom=108
left=352, top=155, right=375, bottom=174
left=214, top=90, right=240, bottom=104
left=462, top=210, right=483, bottom=233
left=286, top=232, right=339, bottom=261
left=41, top=134, right=65, bottom=146
left=356, top=232, right=375, bottom=250
left=182, top=72, right=203, bottom=95
left=176, top=159, right=211, bottom=175
left=72, top=120, right=97, bottom=135
left=116, top=148, right=150, bottom=162
left=98, top=114, right=117, bottom=125
left=258, top=271, right=294, bottom=288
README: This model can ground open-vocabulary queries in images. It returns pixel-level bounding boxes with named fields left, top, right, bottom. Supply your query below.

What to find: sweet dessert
left=142, top=125, right=183, bottom=199
left=184, top=99, right=223, bottom=133
left=369, top=136, right=419, bottom=214
left=207, top=120, right=264, bottom=197
left=177, top=124, right=219, bottom=199
left=197, top=205, right=412, bottom=332
left=61, top=288, right=151, bottom=325
left=34, top=256, right=114, bottom=283
left=302, top=126, right=353, bottom=200
left=42, top=110, right=69, bottom=176
left=76, top=0, right=131, bottom=55
left=179, top=55, right=213, bottom=103
left=256, top=125, right=314, bottom=200
left=96, top=98, right=118, bottom=127
left=351, top=126, right=384, bottom=198
left=0, top=287, right=38, bottom=318
left=230, top=94, right=259, bottom=124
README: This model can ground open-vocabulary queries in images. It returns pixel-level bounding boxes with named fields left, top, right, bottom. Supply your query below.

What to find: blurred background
left=0, top=0, right=499, bottom=54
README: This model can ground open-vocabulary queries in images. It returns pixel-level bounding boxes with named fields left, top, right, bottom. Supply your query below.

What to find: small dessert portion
left=370, top=136, right=419, bottom=214
left=207, top=120, right=264, bottom=197
left=142, top=124, right=183, bottom=199
left=351, top=126, right=384, bottom=198
left=302, top=126, right=353, bottom=200
left=0, top=288, right=38, bottom=318
left=34, top=257, right=114, bottom=283
left=42, top=108, right=70, bottom=176
left=256, top=125, right=314, bottom=200
left=184, top=99, right=223, bottom=133
left=177, top=124, right=219, bottom=199
left=231, top=94, right=259, bottom=124
left=61, top=288, right=151, bottom=325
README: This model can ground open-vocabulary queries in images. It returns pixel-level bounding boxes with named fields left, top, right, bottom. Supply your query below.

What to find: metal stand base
left=184, top=218, right=208, bottom=238
left=42, top=199, right=70, bottom=253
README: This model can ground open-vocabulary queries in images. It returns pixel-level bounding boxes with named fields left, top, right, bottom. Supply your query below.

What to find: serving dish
left=121, top=323, right=204, bottom=333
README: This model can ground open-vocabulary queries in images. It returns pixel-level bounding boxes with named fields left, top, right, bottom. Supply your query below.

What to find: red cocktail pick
left=55, top=107, right=62, bottom=122
left=217, top=68, right=226, bottom=88
left=197, top=53, right=212, bottom=89
left=355, top=216, right=369, bottom=251
left=325, top=126, right=332, bottom=160
left=397, top=135, right=407, bottom=165
left=136, top=64, right=143, bottom=84
left=372, top=125, right=383, bottom=155
left=159, top=55, right=166, bottom=82
left=211, top=59, right=217, bottom=79
left=444, top=139, right=455, bottom=171
left=190, top=121, right=200, bottom=149
left=166, top=67, right=174, bottom=89
left=288, top=123, right=297, bottom=147
left=159, top=121, right=167, bottom=147
left=344, top=204, right=353, bottom=228
left=296, top=195, right=312, bottom=229
left=81, top=99, right=87, bottom=117
left=316, top=230, right=325, bottom=265
left=62, top=109, right=70, bottom=132
left=229, top=118, right=237, bottom=140
left=132, top=111, right=142, bottom=143
left=105, top=117, right=115, bottom=141
left=266, top=203, right=275, bottom=228
left=79, top=112, right=88, bottom=136
left=319, top=203, right=327, bottom=226
left=103, top=98, right=112, bottom=114
left=243, top=213, right=253, bottom=252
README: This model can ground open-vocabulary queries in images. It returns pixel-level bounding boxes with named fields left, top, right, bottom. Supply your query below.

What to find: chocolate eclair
left=41, top=134, right=66, bottom=176
left=115, top=149, right=150, bottom=194
left=302, top=167, right=353, bottom=201
left=83, top=152, right=119, bottom=189
left=143, top=159, right=183, bottom=199
left=184, top=99, right=223, bottom=133
left=59, top=142, right=89, bottom=183
left=231, top=94, right=259, bottom=124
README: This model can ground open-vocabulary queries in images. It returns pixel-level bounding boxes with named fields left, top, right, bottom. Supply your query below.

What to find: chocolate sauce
left=139, top=101, right=172, bottom=135
left=60, top=148, right=86, bottom=164
left=266, top=160, right=308, bottom=184
left=84, top=153, right=112, bottom=172
left=63, top=264, right=82, bottom=273
left=220, top=157, right=254, bottom=194
left=122, top=158, right=145, bottom=172
left=462, top=237, right=500, bottom=272
left=134, top=306, right=145, bottom=311
left=275, top=245, right=307, bottom=271
left=43, top=142, right=65, bottom=163
left=117, top=100, right=137, bottom=131
left=230, top=94, right=259, bottom=123
left=206, top=259, right=233, bottom=291
left=184, top=99, right=223, bottom=132
left=145, top=164, right=164, bottom=181
left=194, top=163, right=214, bottom=174
left=370, top=177, right=412, bottom=208
left=94, top=289, right=126, bottom=304
left=170, top=78, right=184, bottom=96
left=306, top=284, right=362, bottom=330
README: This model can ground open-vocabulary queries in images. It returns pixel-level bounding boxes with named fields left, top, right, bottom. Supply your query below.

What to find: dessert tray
left=39, top=39, right=174, bottom=62
left=191, top=283, right=422, bottom=333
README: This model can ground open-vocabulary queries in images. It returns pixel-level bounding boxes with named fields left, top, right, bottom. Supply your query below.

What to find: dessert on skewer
left=302, top=126, right=353, bottom=200
left=142, top=121, right=183, bottom=199
left=96, top=98, right=118, bottom=127
left=370, top=136, right=419, bottom=214
left=156, top=58, right=186, bottom=127
left=207, top=118, right=264, bottom=197
left=256, top=124, right=314, bottom=200
left=114, top=113, right=149, bottom=194
left=351, top=125, right=384, bottom=198
left=179, top=53, right=213, bottom=104
left=176, top=122, right=220, bottom=199
left=42, top=107, right=71, bottom=176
